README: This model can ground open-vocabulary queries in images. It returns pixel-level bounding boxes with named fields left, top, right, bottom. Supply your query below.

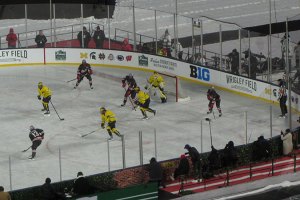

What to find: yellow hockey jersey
left=148, top=73, right=164, bottom=87
left=136, top=90, right=150, bottom=104
left=101, top=109, right=117, bottom=123
left=38, top=86, right=52, bottom=98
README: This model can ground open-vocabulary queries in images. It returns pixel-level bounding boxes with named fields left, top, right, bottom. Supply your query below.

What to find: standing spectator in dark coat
left=245, top=51, right=258, bottom=79
left=71, top=172, right=94, bottom=196
left=184, top=144, right=201, bottom=178
left=171, top=154, right=190, bottom=180
left=35, top=30, right=47, bottom=48
left=6, top=28, right=18, bottom=48
left=93, top=26, right=105, bottom=49
left=222, top=141, right=238, bottom=167
left=229, top=49, right=239, bottom=75
left=77, top=26, right=91, bottom=48
left=252, top=135, right=270, bottom=161
left=208, top=146, right=221, bottom=170
left=148, top=157, right=163, bottom=187
left=41, top=177, right=65, bottom=200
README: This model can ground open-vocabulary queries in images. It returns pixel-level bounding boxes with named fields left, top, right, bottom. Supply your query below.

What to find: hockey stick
left=81, top=129, right=98, bottom=138
left=22, top=146, right=31, bottom=152
left=212, top=110, right=216, bottom=119
left=123, top=88, right=136, bottom=111
left=50, top=100, right=65, bottom=121
left=66, top=78, right=77, bottom=83
left=205, top=118, right=213, bottom=146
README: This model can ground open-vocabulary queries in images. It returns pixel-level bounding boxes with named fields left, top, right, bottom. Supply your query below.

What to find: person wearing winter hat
left=6, top=28, right=18, bottom=48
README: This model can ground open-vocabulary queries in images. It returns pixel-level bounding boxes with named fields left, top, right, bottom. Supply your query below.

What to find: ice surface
left=0, top=65, right=298, bottom=191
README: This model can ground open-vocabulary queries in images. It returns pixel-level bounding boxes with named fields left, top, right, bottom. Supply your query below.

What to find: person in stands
left=6, top=28, right=18, bottom=48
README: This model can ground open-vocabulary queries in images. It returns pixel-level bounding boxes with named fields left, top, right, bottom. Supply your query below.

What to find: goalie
left=145, top=71, right=167, bottom=103
left=207, top=87, right=222, bottom=117
left=100, top=107, right=122, bottom=140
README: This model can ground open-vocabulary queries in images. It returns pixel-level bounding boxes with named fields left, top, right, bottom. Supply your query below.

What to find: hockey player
left=100, top=107, right=122, bottom=140
left=145, top=71, right=167, bottom=103
left=37, top=82, right=52, bottom=115
left=134, top=86, right=156, bottom=119
left=121, top=73, right=137, bottom=107
left=28, top=125, right=44, bottom=160
left=74, top=59, right=93, bottom=89
left=207, top=87, right=222, bottom=117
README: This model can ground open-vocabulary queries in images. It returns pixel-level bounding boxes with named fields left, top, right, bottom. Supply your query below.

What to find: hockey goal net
left=154, top=71, right=190, bottom=102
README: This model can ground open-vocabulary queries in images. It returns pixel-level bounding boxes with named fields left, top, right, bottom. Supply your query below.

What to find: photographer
left=228, top=49, right=239, bottom=75
left=281, top=129, right=293, bottom=156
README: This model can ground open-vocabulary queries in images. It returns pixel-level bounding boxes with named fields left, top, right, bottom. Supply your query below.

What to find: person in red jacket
left=121, top=38, right=133, bottom=51
left=6, top=28, right=18, bottom=48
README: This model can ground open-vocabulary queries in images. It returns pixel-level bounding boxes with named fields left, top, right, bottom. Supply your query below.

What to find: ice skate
left=153, top=110, right=156, bottom=116
left=219, top=113, right=222, bottom=117
left=120, top=103, right=125, bottom=107
left=90, top=86, right=93, bottom=89
left=107, top=136, right=113, bottom=141
left=142, top=116, right=149, bottom=120
left=44, top=111, right=50, bottom=115
left=41, top=108, right=46, bottom=111
left=28, top=156, right=35, bottom=160
left=207, top=110, right=212, bottom=114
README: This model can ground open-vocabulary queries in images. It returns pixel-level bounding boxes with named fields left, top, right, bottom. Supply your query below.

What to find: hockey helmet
left=38, top=82, right=43, bottom=89
left=184, top=144, right=190, bottom=149
left=100, top=107, right=106, bottom=113
left=153, top=71, right=158, bottom=74
left=29, top=125, right=35, bottom=131
left=82, top=59, right=86, bottom=64
left=134, top=86, right=140, bottom=92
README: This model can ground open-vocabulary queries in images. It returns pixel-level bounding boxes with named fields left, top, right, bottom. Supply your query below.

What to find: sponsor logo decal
left=150, top=58, right=177, bottom=71
left=138, top=55, right=148, bottom=67
left=225, top=74, right=257, bottom=93
left=55, top=50, right=66, bottom=61
left=0, top=50, right=27, bottom=62
left=90, top=52, right=96, bottom=60
left=117, top=55, right=124, bottom=61
left=126, top=55, right=132, bottom=61
left=80, top=52, right=88, bottom=59
left=189, top=65, right=210, bottom=81
left=98, top=53, right=105, bottom=60
left=108, top=54, right=114, bottom=61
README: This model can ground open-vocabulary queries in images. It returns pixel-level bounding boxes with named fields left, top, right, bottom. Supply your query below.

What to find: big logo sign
left=189, top=65, right=210, bottom=81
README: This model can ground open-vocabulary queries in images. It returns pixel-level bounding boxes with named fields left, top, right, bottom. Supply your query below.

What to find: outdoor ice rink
left=0, top=65, right=299, bottom=191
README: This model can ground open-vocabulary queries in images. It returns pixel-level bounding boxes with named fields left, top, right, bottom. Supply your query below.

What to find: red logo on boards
left=126, top=55, right=132, bottom=61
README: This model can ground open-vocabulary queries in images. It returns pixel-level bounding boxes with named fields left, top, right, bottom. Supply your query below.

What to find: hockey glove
left=122, top=82, right=126, bottom=88
left=77, top=73, right=81, bottom=80
left=144, top=85, right=148, bottom=90
left=37, top=95, right=41, bottom=100
left=88, top=69, right=93, bottom=75
left=101, top=123, right=105, bottom=129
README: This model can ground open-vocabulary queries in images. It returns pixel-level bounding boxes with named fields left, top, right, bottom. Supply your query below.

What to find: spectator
left=171, top=41, right=183, bottom=60
left=207, top=146, right=221, bottom=170
left=92, top=25, right=105, bottom=49
left=6, top=28, right=18, bottom=48
left=148, top=157, right=163, bottom=187
left=35, top=30, right=47, bottom=48
left=77, top=26, right=91, bottom=48
left=170, top=154, right=190, bottom=181
left=281, top=129, right=293, bottom=156
left=141, top=43, right=150, bottom=54
left=245, top=51, right=258, bottom=79
left=71, top=172, right=95, bottom=197
left=228, top=49, right=239, bottom=75
left=222, top=141, right=238, bottom=167
left=252, top=135, right=270, bottom=161
left=293, top=68, right=300, bottom=83
left=0, top=186, right=11, bottom=200
left=184, top=144, right=201, bottom=179
left=161, top=29, right=172, bottom=57
left=121, top=38, right=133, bottom=51
left=201, top=146, right=220, bottom=179
left=41, top=177, right=65, bottom=200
